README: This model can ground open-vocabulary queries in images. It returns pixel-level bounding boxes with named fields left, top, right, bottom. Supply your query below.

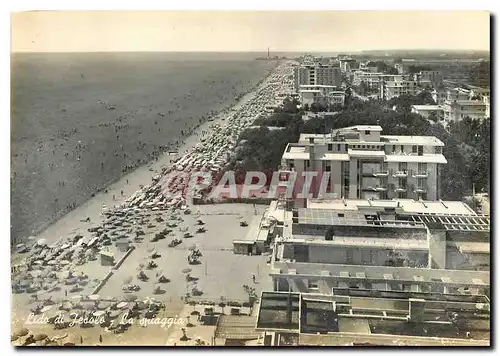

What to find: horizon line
left=11, top=49, right=491, bottom=54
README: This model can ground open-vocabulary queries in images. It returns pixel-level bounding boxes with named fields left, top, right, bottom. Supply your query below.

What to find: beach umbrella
left=60, top=261, right=70, bottom=266
left=88, top=294, right=100, bottom=301
left=116, top=302, right=128, bottom=309
left=71, top=295, right=83, bottom=301
left=182, top=268, right=192, bottom=274
left=188, top=245, right=197, bottom=251
left=37, top=239, right=47, bottom=246
left=28, top=236, right=37, bottom=241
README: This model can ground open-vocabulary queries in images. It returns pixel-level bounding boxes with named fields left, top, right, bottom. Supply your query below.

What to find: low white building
left=443, top=100, right=489, bottom=122
left=328, top=91, right=346, bottom=107
left=299, top=85, right=344, bottom=107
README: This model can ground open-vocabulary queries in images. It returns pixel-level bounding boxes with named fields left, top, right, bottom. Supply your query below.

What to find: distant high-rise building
left=294, top=63, right=341, bottom=91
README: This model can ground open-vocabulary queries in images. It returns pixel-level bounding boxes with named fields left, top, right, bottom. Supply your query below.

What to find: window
left=325, top=164, right=331, bottom=172
left=328, top=143, right=333, bottom=151
left=337, top=213, right=345, bottom=218
left=308, top=280, right=319, bottom=290
left=412, top=145, right=417, bottom=153
left=400, top=145, right=404, bottom=152
left=337, top=144, right=341, bottom=151
left=392, top=145, right=396, bottom=153
left=365, top=130, right=371, bottom=135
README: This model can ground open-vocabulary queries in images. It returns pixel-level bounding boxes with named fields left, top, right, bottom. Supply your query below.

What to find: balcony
left=414, top=187, right=427, bottom=194
left=412, top=171, right=429, bottom=178
left=393, top=170, right=408, bottom=178
left=394, top=186, right=407, bottom=192
left=362, top=169, right=389, bottom=177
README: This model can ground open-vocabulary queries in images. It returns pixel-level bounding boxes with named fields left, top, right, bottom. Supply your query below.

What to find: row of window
left=324, top=143, right=442, bottom=154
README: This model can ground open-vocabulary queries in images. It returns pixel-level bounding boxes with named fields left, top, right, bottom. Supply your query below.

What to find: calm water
left=11, top=52, right=277, bottom=241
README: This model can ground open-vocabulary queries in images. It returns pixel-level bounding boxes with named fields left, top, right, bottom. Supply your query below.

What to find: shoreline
left=13, top=61, right=283, bottom=253
left=16, top=63, right=278, bottom=244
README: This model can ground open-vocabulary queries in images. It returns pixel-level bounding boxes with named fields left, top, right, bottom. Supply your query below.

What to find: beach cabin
left=100, top=250, right=115, bottom=266
left=233, top=216, right=273, bottom=255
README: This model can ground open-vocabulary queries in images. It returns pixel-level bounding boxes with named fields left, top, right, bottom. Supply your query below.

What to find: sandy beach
left=15, top=62, right=281, bottom=253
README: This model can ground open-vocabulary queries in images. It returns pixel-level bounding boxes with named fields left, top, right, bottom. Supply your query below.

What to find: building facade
left=294, top=64, right=342, bottom=91
left=352, top=71, right=385, bottom=89
left=379, top=76, right=420, bottom=100
left=280, top=125, right=446, bottom=205
left=443, top=100, right=489, bottom=122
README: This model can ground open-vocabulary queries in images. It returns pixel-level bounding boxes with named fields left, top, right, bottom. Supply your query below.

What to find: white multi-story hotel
left=352, top=71, right=385, bottom=89
left=443, top=100, right=489, bottom=122
left=294, top=64, right=342, bottom=91
left=280, top=125, right=446, bottom=206
left=299, top=85, right=345, bottom=107
left=441, top=86, right=490, bottom=122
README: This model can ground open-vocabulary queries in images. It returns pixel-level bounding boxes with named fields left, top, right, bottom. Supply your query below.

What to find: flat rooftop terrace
left=296, top=208, right=426, bottom=229
left=271, top=262, right=490, bottom=288
left=306, top=198, right=477, bottom=216
left=284, top=235, right=429, bottom=251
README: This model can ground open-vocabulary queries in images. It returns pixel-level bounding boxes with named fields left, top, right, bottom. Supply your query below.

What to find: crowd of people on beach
left=11, top=63, right=281, bottom=241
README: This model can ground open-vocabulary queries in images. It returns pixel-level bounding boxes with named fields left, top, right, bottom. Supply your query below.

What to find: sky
left=11, top=11, right=490, bottom=53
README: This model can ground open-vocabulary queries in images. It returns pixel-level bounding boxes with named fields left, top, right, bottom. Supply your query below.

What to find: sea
left=11, top=52, right=277, bottom=242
